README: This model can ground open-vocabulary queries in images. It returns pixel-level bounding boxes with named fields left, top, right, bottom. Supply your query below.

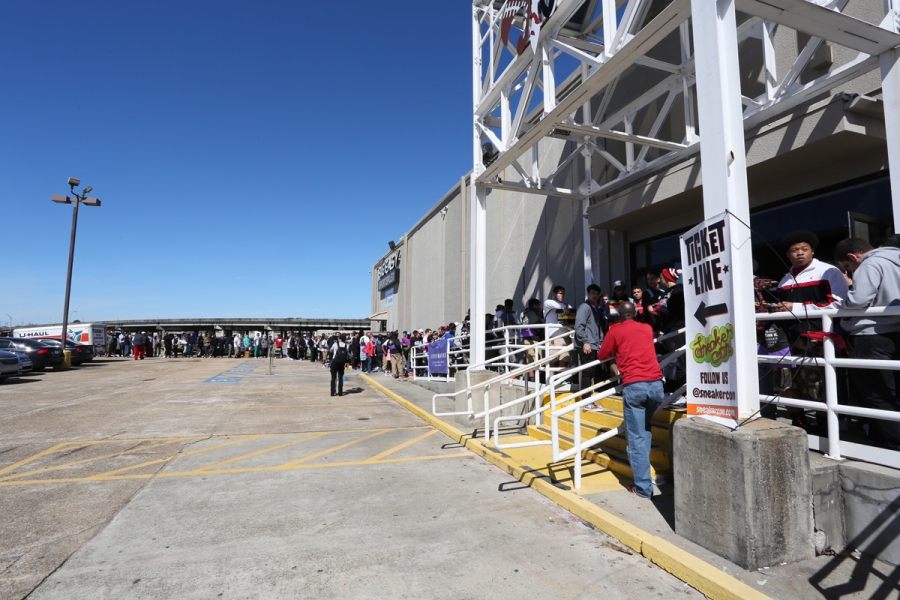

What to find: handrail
left=492, top=346, right=686, bottom=490
left=431, top=333, right=572, bottom=418
left=754, top=306, right=900, bottom=468
left=484, top=327, right=686, bottom=446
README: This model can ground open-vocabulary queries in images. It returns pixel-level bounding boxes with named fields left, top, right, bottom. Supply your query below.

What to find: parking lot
left=0, top=357, right=699, bottom=599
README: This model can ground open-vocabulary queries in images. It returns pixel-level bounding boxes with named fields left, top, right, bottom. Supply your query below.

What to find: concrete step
left=548, top=415, right=670, bottom=467
left=552, top=408, right=672, bottom=448
left=528, top=424, right=666, bottom=483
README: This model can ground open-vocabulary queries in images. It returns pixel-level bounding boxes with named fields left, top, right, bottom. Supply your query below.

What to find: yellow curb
left=361, top=374, right=770, bottom=600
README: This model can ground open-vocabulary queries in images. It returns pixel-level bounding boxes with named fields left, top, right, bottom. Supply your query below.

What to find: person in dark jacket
left=574, top=284, right=606, bottom=395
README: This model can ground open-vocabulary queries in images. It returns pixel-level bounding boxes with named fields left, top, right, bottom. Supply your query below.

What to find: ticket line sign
left=680, top=211, right=739, bottom=427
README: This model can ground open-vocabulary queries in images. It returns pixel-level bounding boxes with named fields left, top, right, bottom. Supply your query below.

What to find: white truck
left=13, top=323, right=107, bottom=356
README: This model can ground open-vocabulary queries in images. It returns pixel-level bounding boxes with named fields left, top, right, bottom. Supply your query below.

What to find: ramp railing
left=756, top=306, right=900, bottom=469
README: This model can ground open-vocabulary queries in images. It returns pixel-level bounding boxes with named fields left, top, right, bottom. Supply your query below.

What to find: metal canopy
left=471, top=0, right=900, bottom=203
left=467, top=0, right=900, bottom=406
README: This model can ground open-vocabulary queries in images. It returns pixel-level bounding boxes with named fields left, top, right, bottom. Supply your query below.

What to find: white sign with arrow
left=680, top=211, right=739, bottom=427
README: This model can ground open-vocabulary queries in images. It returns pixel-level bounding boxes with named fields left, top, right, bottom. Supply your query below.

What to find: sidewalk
left=362, top=373, right=900, bottom=600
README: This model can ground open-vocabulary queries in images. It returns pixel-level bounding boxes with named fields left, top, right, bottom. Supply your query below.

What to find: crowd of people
left=383, top=230, right=900, bottom=495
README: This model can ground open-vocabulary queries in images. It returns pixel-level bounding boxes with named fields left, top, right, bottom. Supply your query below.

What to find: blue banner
left=428, top=338, right=448, bottom=374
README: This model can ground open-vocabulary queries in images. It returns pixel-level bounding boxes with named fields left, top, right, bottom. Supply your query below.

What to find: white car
left=0, top=349, right=26, bottom=382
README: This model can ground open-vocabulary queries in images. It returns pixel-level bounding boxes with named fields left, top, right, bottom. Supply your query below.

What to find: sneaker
left=626, top=485, right=651, bottom=499
left=584, top=403, right=605, bottom=412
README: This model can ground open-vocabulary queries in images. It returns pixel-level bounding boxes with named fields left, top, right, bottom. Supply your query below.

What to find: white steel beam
left=883, top=1, right=900, bottom=226
left=484, top=179, right=585, bottom=199
left=472, top=4, right=487, bottom=366
left=736, top=0, right=900, bottom=55
left=691, top=0, right=759, bottom=418
left=560, top=121, right=688, bottom=151
left=476, top=0, right=587, bottom=118
left=477, top=0, right=692, bottom=184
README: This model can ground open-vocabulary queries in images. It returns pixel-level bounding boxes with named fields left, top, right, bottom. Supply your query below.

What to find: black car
left=0, top=338, right=64, bottom=371
left=35, top=339, right=95, bottom=365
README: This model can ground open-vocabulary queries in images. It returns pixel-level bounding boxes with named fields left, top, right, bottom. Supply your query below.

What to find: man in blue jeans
left=597, top=302, right=664, bottom=499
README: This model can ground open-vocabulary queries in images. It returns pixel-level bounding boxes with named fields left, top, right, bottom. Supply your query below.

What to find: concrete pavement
left=0, top=357, right=703, bottom=599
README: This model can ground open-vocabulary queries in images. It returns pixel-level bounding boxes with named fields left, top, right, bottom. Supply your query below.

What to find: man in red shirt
left=597, top=302, right=663, bottom=499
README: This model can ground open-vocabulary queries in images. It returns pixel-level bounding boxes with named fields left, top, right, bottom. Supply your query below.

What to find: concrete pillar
left=454, top=369, right=492, bottom=416
left=673, top=417, right=814, bottom=569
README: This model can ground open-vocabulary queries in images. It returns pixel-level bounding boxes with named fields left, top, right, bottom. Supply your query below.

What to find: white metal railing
left=431, top=328, right=574, bottom=422
left=409, top=332, right=472, bottom=382
left=412, top=323, right=571, bottom=383
left=491, top=337, right=686, bottom=490
left=756, top=306, right=900, bottom=469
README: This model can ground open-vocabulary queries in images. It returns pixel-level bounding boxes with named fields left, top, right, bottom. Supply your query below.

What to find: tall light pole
left=52, top=177, right=100, bottom=367
left=4, top=314, right=10, bottom=328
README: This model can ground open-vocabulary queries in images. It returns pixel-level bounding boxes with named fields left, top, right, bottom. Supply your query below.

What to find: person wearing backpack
left=330, top=335, right=350, bottom=396
left=386, top=331, right=405, bottom=379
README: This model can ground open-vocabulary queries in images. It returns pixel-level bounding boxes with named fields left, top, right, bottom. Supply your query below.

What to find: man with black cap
left=772, top=230, right=847, bottom=430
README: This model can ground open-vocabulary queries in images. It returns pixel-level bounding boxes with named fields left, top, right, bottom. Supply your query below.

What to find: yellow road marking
left=0, top=452, right=473, bottom=486
left=0, top=439, right=194, bottom=482
left=87, top=436, right=267, bottom=479
left=0, top=442, right=73, bottom=476
left=364, top=429, right=438, bottom=463
left=195, top=434, right=324, bottom=472
left=282, top=430, right=391, bottom=466
left=138, top=403, right=394, bottom=412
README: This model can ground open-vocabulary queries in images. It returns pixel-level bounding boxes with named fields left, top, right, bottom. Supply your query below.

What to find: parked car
left=0, top=338, right=63, bottom=371
left=35, top=339, right=95, bottom=366
left=0, top=349, right=25, bottom=382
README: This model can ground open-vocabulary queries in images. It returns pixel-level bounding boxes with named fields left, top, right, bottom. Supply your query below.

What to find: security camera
left=83, top=186, right=92, bottom=194
left=68, top=177, right=80, bottom=187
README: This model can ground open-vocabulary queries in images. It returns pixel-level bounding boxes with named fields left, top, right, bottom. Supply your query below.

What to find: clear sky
left=1, top=0, right=472, bottom=326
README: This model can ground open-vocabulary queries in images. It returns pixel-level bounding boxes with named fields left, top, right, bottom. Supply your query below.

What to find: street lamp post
left=51, top=177, right=100, bottom=368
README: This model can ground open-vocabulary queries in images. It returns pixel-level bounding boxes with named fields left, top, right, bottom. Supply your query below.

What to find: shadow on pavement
left=809, top=495, right=900, bottom=599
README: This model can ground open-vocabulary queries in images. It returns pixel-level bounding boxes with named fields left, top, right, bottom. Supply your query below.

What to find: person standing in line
left=330, top=335, right=349, bottom=396
left=543, top=285, right=572, bottom=371
left=835, top=237, right=900, bottom=450
left=596, top=302, right=663, bottom=499
left=261, top=335, right=269, bottom=358
left=132, top=331, right=146, bottom=360
left=574, top=284, right=606, bottom=401
left=119, top=332, right=130, bottom=359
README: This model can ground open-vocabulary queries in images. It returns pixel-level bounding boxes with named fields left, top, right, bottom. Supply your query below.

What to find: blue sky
left=1, top=1, right=472, bottom=326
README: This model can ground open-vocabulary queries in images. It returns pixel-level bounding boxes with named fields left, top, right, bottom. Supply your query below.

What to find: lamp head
left=51, top=195, right=73, bottom=204
left=82, top=198, right=101, bottom=207
left=67, top=177, right=81, bottom=187
left=83, top=186, right=92, bottom=194
left=388, top=241, right=396, bottom=250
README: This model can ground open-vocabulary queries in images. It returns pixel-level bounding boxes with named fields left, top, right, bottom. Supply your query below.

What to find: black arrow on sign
left=694, top=301, right=729, bottom=327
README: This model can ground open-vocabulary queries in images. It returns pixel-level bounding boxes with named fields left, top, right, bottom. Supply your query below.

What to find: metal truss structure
left=468, top=0, right=900, bottom=416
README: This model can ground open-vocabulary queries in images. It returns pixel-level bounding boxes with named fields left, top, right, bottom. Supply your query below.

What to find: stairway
left=526, top=393, right=687, bottom=485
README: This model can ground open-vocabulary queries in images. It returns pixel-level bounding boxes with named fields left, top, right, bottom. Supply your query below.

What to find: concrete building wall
left=371, top=139, right=589, bottom=332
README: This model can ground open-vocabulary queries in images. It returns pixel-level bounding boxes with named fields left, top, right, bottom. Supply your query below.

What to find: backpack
left=333, top=343, right=349, bottom=365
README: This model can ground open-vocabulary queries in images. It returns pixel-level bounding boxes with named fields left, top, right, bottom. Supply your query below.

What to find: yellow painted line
left=0, top=452, right=473, bottom=486
left=180, top=435, right=264, bottom=457
left=87, top=436, right=268, bottom=478
left=282, top=430, right=391, bottom=466
left=138, top=403, right=394, bottom=412
left=0, top=438, right=194, bottom=482
left=195, top=434, right=324, bottom=472
left=359, top=374, right=770, bottom=600
left=0, top=442, right=73, bottom=476
left=364, top=429, right=438, bottom=463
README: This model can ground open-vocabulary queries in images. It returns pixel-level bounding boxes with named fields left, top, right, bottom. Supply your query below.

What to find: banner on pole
left=428, top=338, right=449, bottom=374
left=680, top=211, right=739, bottom=427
